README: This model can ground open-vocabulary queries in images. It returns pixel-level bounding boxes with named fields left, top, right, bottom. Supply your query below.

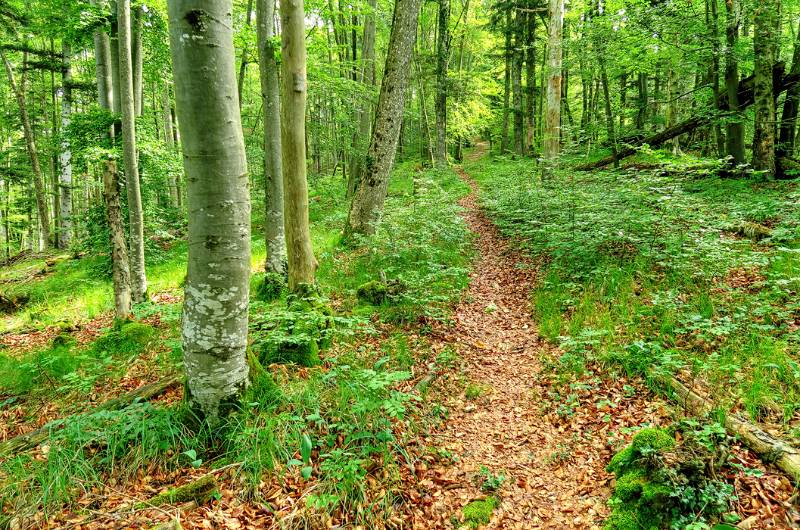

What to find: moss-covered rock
left=255, top=272, right=286, bottom=302
left=461, top=496, right=498, bottom=528
left=357, top=281, right=389, bottom=305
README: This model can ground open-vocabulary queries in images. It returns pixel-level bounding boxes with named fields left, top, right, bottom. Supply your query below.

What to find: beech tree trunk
left=512, top=25, right=524, bottom=155
left=133, top=5, right=144, bottom=116
left=59, top=42, right=73, bottom=249
left=168, top=0, right=252, bottom=423
left=162, top=83, right=180, bottom=207
left=103, top=160, right=132, bottom=319
left=257, top=0, right=287, bottom=275
left=345, top=0, right=421, bottom=236
left=777, top=17, right=800, bottom=165
left=525, top=11, right=536, bottom=152
left=434, top=0, right=450, bottom=166
left=93, top=2, right=114, bottom=112
left=1, top=50, right=50, bottom=249
left=724, top=0, right=745, bottom=164
left=280, top=0, right=318, bottom=289
left=118, top=0, right=148, bottom=302
left=110, top=1, right=122, bottom=115
left=501, top=10, right=511, bottom=153
left=347, top=0, right=377, bottom=197
left=544, top=0, right=564, bottom=165
left=753, top=0, right=779, bottom=175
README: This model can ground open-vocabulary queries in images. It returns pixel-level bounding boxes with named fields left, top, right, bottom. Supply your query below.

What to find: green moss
left=255, top=272, right=285, bottom=302
left=630, top=428, right=674, bottom=454
left=92, top=321, right=156, bottom=357
left=357, top=280, right=388, bottom=305
left=462, top=496, right=498, bottom=528
left=603, top=506, right=642, bottom=530
left=607, top=445, right=635, bottom=474
left=613, top=470, right=647, bottom=502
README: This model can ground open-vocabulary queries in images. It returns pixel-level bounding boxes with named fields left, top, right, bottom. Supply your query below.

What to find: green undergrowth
left=605, top=422, right=741, bottom=530
left=0, top=163, right=473, bottom=525
left=469, top=153, right=800, bottom=427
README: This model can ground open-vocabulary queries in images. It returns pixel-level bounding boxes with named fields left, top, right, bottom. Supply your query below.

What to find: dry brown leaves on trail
left=398, top=168, right=796, bottom=529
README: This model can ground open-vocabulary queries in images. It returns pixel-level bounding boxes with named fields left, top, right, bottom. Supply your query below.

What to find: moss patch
left=461, top=496, right=498, bottom=528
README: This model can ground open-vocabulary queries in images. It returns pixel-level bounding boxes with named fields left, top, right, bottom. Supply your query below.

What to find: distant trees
left=168, top=0, right=252, bottom=421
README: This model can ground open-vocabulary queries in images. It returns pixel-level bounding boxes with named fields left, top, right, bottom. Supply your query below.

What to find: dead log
left=576, top=67, right=800, bottom=171
left=663, top=376, right=800, bottom=482
left=0, top=374, right=181, bottom=458
left=135, top=474, right=218, bottom=509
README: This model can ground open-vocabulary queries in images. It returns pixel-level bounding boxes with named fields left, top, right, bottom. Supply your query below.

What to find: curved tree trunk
left=168, top=0, right=252, bottom=423
left=118, top=0, right=148, bottom=301
left=257, top=0, right=287, bottom=275
left=345, top=0, right=422, bottom=236
left=280, top=0, right=318, bottom=289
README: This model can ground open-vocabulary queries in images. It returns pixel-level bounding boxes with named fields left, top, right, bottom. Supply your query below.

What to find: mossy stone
left=357, top=280, right=388, bottom=305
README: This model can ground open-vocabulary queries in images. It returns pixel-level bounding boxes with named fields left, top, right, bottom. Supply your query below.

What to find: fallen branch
left=662, top=375, right=800, bottom=482
left=0, top=374, right=182, bottom=458
left=135, top=474, right=217, bottom=510
left=576, top=66, right=800, bottom=171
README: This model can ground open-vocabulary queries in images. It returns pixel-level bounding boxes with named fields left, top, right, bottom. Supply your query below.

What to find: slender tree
left=59, top=42, right=73, bottom=249
left=752, top=0, right=779, bottom=175
left=168, top=0, right=252, bottom=422
left=258, top=0, right=287, bottom=275
left=281, top=0, right=318, bottom=289
left=346, top=0, right=422, bottom=235
left=103, top=160, right=132, bottom=319
left=434, top=0, right=450, bottom=166
left=724, top=0, right=745, bottom=164
left=543, top=0, right=564, bottom=166
left=118, top=0, right=148, bottom=301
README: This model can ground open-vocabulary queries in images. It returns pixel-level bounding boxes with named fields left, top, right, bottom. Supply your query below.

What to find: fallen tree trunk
left=663, top=376, right=800, bottom=482
left=135, top=474, right=217, bottom=509
left=576, top=67, right=800, bottom=171
left=0, top=374, right=181, bottom=458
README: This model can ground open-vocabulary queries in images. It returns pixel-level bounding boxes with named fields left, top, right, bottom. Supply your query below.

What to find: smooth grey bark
left=434, top=0, right=450, bottom=166
left=1, top=50, right=50, bottom=248
left=162, top=82, right=180, bottom=207
left=110, top=1, right=122, bottom=114
left=280, top=0, right=317, bottom=289
left=345, top=0, right=422, bottom=236
left=133, top=5, right=144, bottom=116
left=103, top=160, right=132, bottom=319
left=93, top=4, right=114, bottom=111
left=118, top=0, right=148, bottom=301
left=59, top=42, right=73, bottom=249
left=347, top=0, right=377, bottom=198
left=257, top=0, right=287, bottom=275
left=168, top=0, right=252, bottom=422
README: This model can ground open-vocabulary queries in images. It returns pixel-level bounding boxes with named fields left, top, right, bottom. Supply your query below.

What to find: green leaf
left=301, top=433, right=313, bottom=464
left=301, top=466, right=313, bottom=480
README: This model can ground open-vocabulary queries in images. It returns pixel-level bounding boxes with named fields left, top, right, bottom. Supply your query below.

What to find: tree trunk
left=103, top=160, right=132, bottom=318
left=118, top=0, right=148, bottom=302
left=753, top=0, right=779, bottom=175
left=168, top=0, right=252, bottom=423
left=110, top=1, right=122, bottom=115
left=59, top=42, right=73, bottom=249
left=709, top=0, right=726, bottom=157
left=724, top=0, right=745, bottom=164
left=345, top=0, right=421, bottom=236
left=635, top=73, right=648, bottom=130
left=133, top=5, right=144, bottom=116
left=1, top=50, right=50, bottom=249
left=501, top=10, right=511, bottom=153
left=347, top=0, right=377, bottom=198
left=434, top=0, right=450, bottom=166
left=512, top=22, right=524, bottom=155
left=93, top=1, right=114, bottom=111
left=543, top=0, right=564, bottom=165
left=280, top=0, right=318, bottom=289
left=525, top=11, right=536, bottom=152
left=162, top=83, right=180, bottom=207
left=777, top=17, right=800, bottom=165
left=258, top=0, right=287, bottom=275
left=237, top=0, right=255, bottom=110
left=599, top=57, right=617, bottom=167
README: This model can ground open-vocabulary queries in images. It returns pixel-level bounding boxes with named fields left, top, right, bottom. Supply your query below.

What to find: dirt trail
left=408, top=144, right=671, bottom=529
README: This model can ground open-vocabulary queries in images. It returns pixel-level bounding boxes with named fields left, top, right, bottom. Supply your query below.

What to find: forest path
left=406, top=146, right=669, bottom=529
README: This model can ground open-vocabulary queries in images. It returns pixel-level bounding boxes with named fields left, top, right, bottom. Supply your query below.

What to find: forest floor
left=1, top=148, right=799, bottom=528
